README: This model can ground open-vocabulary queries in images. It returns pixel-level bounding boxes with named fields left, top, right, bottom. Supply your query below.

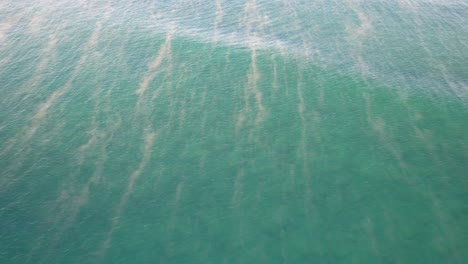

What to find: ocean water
left=1, top=0, right=467, bottom=263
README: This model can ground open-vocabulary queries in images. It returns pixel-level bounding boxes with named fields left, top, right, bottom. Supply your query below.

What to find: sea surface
left=1, top=0, right=467, bottom=263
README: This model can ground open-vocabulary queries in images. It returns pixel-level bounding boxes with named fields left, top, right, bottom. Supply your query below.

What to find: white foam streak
left=136, top=31, right=173, bottom=103
left=97, top=129, right=157, bottom=257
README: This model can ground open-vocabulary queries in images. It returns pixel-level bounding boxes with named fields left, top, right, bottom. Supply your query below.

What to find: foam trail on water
left=429, top=194, right=463, bottom=263
left=29, top=13, right=115, bottom=261
left=167, top=179, right=186, bottom=240
left=23, top=16, right=103, bottom=143
left=363, top=217, right=382, bottom=263
left=271, top=54, right=279, bottom=92
left=0, top=21, right=12, bottom=43
left=236, top=0, right=270, bottom=130
left=13, top=31, right=60, bottom=101
left=249, top=44, right=267, bottom=124
left=0, top=4, right=34, bottom=47
left=136, top=31, right=173, bottom=110
left=36, top=127, right=109, bottom=262
left=345, top=0, right=374, bottom=80
left=213, top=0, right=224, bottom=39
left=96, top=129, right=157, bottom=258
left=296, top=70, right=314, bottom=216
left=231, top=168, right=244, bottom=207
left=364, top=94, right=408, bottom=183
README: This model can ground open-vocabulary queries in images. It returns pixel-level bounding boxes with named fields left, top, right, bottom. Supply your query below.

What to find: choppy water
left=1, top=0, right=467, bottom=263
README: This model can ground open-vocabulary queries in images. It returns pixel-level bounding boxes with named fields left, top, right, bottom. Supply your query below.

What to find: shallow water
left=1, top=0, right=467, bottom=263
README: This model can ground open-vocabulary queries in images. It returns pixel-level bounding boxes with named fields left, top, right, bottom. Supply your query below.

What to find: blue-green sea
left=1, top=0, right=467, bottom=263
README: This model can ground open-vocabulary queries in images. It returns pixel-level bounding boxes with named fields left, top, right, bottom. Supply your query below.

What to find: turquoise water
left=1, top=0, right=467, bottom=263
